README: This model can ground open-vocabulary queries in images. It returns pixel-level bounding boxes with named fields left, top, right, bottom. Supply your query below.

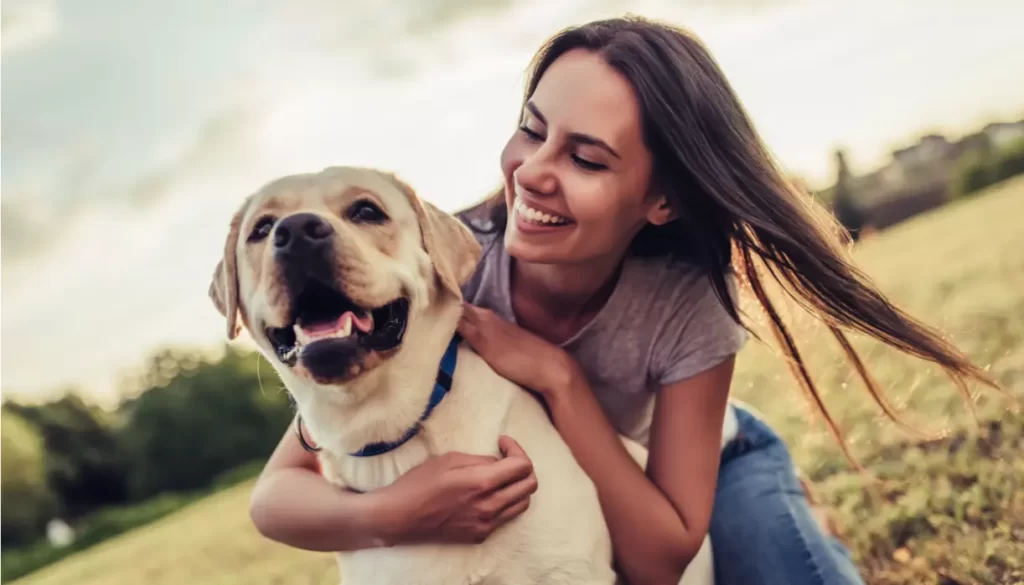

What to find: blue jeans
left=709, top=405, right=865, bottom=585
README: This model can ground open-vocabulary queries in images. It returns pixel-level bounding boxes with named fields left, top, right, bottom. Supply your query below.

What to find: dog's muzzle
left=264, top=212, right=410, bottom=382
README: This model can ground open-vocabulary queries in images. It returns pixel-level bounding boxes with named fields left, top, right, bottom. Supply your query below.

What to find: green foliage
left=118, top=347, right=294, bottom=500
left=954, top=137, right=1024, bottom=199
left=1, top=411, right=58, bottom=548
left=993, top=137, right=1024, bottom=179
left=0, top=345, right=293, bottom=567
left=211, top=460, right=267, bottom=491
left=5, top=395, right=131, bottom=518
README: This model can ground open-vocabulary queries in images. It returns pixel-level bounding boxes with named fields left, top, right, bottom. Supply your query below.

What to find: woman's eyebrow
left=525, top=101, right=547, bottom=124
left=526, top=101, right=621, bottom=159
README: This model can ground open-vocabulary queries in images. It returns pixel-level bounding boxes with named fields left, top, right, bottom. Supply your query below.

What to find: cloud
left=268, top=0, right=520, bottom=79
left=1, top=0, right=59, bottom=53
left=0, top=198, right=61, bottom=263
left=109, top=107, right=264, bottom=209
left=1, top=106, right=264, bottom=273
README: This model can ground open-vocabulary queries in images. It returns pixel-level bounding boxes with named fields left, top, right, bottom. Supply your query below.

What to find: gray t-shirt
left=460, top=226, right=748, bottom=448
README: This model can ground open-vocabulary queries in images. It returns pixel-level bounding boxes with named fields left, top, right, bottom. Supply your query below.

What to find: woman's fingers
left=453, top=437, right=533, bottom=497
left=498, top=435, right=527, bottom=458
left=439, top=451, right=499, bottom=469
left=491, top=496, right=532, bottom=526
left=482, top=470, right=538, bottom=518
left=465, top=453, right=533, bottom=493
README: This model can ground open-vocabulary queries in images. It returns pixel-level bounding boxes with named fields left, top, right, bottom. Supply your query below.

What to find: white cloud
left=1, top=0, right=59, bottom=53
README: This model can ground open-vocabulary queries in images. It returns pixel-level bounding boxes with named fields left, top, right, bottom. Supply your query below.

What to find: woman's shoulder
left=623, top=254, right=739, bottom=312
left=621, top=254, right=748, bottom=385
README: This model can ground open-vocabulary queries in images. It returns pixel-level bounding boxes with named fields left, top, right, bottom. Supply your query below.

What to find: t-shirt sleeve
left=455, top=211, right=499, bottom=302
left=652, top=271, right=749, bottom=387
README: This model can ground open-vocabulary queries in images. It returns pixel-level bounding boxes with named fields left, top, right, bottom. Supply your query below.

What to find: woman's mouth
left=513, top=197, right=573, bottom=226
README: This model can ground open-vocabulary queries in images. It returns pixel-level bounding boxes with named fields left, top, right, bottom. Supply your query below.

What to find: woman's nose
left=514, top=152, right=558, bottom=197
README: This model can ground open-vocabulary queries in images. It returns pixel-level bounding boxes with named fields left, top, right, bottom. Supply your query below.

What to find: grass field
left=12, top=177, right=1024, bottom=585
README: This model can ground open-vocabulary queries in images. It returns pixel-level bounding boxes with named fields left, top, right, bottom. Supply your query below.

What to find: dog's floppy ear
left=209, top=203, right=246, bottom=339
left=391, top=174, right=481, bottom=300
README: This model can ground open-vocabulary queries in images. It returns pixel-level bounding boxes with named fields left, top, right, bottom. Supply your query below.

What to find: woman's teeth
left=514, top=198, right=571, bottom=225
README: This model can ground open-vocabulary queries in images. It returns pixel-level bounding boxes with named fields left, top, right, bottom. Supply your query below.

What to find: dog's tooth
left=293, top=323, right=309, bottom=345
left=337, top=314, right=353, bottom=337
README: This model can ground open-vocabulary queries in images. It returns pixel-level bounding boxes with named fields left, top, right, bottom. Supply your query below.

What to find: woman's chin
left=504, top=227, right=571, bottom=264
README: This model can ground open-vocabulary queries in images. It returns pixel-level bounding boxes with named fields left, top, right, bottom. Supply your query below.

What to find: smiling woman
left=446, top=15, right=1003, bottom=585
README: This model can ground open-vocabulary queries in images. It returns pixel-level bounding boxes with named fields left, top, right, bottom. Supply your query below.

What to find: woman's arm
left=249, top=419, right=539, bottom=552
left=547, top=358, right=733, bottom=585
left=248, top=421, right=395, bottom=551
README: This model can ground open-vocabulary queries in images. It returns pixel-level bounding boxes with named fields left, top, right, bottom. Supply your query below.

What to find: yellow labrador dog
left=209, top=166, right=714, bottom=585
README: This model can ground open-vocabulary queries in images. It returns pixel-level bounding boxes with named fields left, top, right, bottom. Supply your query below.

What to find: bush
left=954, top=137, right=1024, bottom=198
left=118, top=347, right=294, bottom=500
left=1, top=411, right=59, bottom=548
left=993, top=137, right=1024, bottom=180
left=211, top=459, right=266, bottom=490
left=4, top=395, right=132, bottom=519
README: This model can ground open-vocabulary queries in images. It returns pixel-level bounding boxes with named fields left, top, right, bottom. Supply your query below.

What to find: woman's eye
left=248, top=217, right=276, bottom=242
left=518, top=126, right=543, bottom=141
left=347, top=200, right=388, bottom=224
left=572, top=155, right=607, bottom=172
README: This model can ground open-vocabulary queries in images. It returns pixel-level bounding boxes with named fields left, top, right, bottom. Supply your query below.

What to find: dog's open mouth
left=265, top=280, right=409, bottom=368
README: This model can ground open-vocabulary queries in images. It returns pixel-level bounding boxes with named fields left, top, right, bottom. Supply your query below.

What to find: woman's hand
left=458, top=304, right=580, bottom=401
left=380, top=435, right=538, bottom=545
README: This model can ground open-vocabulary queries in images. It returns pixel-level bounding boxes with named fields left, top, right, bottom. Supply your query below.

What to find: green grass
left=11, top=177, right=1024, bottom=585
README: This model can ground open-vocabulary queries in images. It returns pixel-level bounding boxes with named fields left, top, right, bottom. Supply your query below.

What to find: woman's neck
left=510, top=253, right=624, bottom=344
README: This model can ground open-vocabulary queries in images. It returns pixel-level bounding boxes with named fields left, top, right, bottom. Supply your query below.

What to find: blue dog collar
left=348, top=334, right=461, bottom=457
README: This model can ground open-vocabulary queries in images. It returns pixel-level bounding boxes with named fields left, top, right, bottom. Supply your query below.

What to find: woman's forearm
left=546, top=372, right=704, bottom=585
left=249, top=467, right=396, bottom=552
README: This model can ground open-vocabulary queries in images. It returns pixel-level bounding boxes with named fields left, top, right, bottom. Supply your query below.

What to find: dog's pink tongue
left=302, top=313, right=350, bottom=336
left=301, top=311, right=373, bottom=336
left=352, top=312, right=374, bottom=333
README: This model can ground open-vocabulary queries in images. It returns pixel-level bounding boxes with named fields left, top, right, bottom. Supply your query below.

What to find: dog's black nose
left=273, top=213, right=334, bottom=255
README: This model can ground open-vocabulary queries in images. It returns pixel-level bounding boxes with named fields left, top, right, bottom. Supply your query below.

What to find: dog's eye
left=248, top=216, right=276, bottom=242
left=347, top=200, right=388, bottom=224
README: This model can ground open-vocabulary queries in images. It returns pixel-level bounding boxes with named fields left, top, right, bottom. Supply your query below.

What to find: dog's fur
left=210, top=166, right=713, bottom=585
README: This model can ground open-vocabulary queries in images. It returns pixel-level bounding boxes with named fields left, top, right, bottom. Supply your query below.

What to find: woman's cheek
left=500, top=135, right=529, bottom=180
left=571, top=186, right=640, bottom=239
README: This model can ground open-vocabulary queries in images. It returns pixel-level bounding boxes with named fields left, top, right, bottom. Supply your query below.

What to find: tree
left=5, top=394, right=131, bottom=518
left=831, top=149, right=867, bottom=242
left=118, top=346, right=294, bottom=499
left=1, top=410, right=58, bottom=547
left=992, top=137, right=1024, bottom=181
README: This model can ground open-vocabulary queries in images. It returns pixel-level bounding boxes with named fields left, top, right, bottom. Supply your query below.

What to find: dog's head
left=209, top=166, right=481, bottom=386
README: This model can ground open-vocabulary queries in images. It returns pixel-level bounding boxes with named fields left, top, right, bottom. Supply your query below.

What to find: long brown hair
left=460, top=15, right=1001, bottom=464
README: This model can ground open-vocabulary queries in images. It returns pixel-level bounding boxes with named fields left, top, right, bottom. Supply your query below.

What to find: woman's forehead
left=530, top=50, right=643, bottom=147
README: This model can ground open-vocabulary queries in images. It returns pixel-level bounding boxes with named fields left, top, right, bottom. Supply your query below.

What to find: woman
left=248, top=16, right=994, bottom=585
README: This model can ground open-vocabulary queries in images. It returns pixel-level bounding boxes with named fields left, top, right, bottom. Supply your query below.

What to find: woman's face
left=500, top=48, right=673, bottom=265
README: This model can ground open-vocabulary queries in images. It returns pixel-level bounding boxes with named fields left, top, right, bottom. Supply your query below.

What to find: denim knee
left=711, top=405, right=865, bottom=585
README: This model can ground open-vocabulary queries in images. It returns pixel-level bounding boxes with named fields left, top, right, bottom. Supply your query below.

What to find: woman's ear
left=646, top=196, right=677, bottom=226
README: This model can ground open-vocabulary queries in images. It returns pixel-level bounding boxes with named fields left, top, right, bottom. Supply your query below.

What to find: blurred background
left=2, top=1, right=1022, bottom=584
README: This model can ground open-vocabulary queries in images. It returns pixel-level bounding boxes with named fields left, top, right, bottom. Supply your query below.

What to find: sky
left=2, top=0, right=1023, bottom=405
